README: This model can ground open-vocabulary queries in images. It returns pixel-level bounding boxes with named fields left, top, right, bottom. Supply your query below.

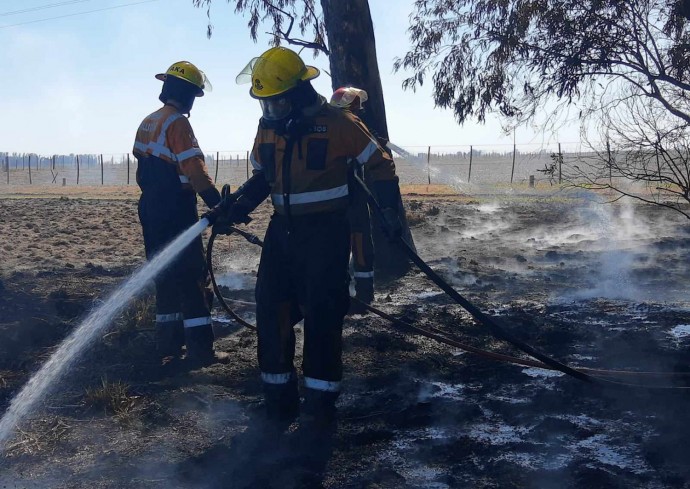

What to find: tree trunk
left=320, top=0, right=415, bottom=281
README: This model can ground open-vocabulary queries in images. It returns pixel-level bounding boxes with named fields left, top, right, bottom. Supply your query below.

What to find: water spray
left=0, top=218, right=213, bottom=452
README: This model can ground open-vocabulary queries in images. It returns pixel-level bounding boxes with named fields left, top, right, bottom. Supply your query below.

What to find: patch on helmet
left=254, top=79, right=264, bottom=91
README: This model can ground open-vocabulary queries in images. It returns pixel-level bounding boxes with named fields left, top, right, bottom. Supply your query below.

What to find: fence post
left=100, top=154, right=104, bottom=185
left=426, top=146, right=431, bottom=185
left=76, top=155, right=80, bottom=185
left=127, top=153, right=131, bottom=185
left=468, top=145, right=473, bottom=183
left=558, top=142, right=562, bottom=184
left=28, top=154, right=32, bottom=184
left=215, top=151, right=220, bottom=182
left=510, top=143, right=516, bottom=184
left=5, top=155, right=9, bottom=185
left=246, top=150, right=249, bottom=179
left=606, top=139, right=612, bottom=187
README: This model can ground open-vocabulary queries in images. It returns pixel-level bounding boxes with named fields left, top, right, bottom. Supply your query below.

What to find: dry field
left=1, top=184, right=690, bottom=488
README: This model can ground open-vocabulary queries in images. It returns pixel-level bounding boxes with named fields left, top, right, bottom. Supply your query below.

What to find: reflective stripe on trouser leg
left=183, top=316, right=212, bottom=328
left=304, top=377, right=341, bottom=392
left=261, top=370, right=296, bottom=384
left=156, top=312, right=184, bottom=322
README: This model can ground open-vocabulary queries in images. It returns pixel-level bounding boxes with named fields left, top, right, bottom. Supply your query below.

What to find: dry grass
left=4, top=417, right=72, bottom=456
left=0, top=370, right=20, bottom=389
left=83, top=377, right=138, bottom=418
left=118, top=296, right=155, bottom=333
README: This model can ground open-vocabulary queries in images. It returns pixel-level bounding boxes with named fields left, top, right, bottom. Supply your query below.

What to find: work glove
left=213, top=202, right=252, bottom=236
left=380, top=207, right=402, bottom=242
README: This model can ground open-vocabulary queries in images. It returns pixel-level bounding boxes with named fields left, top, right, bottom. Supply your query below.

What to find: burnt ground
left=2, top=189, right=690, bottom=488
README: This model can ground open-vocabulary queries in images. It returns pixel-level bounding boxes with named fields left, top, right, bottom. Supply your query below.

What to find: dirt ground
left=2, top=185, right=690, bottom=488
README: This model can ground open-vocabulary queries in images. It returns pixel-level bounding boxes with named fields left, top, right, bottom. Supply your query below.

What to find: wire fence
left=0, top=142, right=594, bottom=188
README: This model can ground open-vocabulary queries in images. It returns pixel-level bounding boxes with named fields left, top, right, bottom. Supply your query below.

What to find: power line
left=0, top=0, right=160, bottom=29
left=0, top=1, right=94, bottom=17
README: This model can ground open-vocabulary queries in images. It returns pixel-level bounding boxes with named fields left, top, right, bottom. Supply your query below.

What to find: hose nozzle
left=201, top=184, right=237, bottom=226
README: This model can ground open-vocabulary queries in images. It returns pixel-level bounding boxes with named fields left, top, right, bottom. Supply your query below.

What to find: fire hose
left=203, top=183, right=690, bottom=390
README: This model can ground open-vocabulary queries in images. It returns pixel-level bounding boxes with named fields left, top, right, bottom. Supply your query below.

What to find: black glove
left=199, top=186, right=222, bottom=209
left=380, top=207, right=402, bottom=242
left=213, top=201, right=252, bottom=236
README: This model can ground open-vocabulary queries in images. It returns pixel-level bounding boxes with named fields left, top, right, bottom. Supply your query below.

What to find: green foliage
left=192, top=0, right=326, bottom=51
left=395, top=1, right=690, bottom=127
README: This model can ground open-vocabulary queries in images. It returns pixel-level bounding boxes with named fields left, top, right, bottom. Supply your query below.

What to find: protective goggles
left=259, top=96, right=293, bottom=121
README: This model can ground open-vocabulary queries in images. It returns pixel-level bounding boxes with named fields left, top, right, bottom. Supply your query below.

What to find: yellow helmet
left=236, top=47, right=320, bottom=99
left=155, top=61, right=212, bottom=97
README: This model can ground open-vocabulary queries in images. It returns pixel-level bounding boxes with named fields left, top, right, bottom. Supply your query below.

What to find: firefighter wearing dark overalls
left=216, top=47, right=403, bottom=428
left=133, top=61, right=224, bottom=366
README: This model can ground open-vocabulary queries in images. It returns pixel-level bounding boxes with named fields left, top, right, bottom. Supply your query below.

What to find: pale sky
left=0, top=0, right=583, bottom=156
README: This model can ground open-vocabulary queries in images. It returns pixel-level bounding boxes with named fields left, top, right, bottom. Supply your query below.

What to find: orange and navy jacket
left=250, top=101, right=398, bottom=216
left=133, top=105, right=215, bottom=196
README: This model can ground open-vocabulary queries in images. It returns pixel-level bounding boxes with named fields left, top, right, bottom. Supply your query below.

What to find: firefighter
left=216, top=47, right=403, bottom=429
left=133, top=61, right=226, bottom=366
left=330, top=87, right=377, bottom=314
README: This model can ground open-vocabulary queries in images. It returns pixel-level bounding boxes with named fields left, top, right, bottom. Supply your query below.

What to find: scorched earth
left=1, top=185, right=689, bottom=489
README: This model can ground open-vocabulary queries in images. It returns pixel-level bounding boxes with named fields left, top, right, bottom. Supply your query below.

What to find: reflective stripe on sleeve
left=156, top=313, right=183, bottom=322
left=271, top=184, right=349, bottom=206
left=261, top=371, right=294, bottom=384
left=183, top=316, right=212, bottom=328
left=250, top=153, right=262, bottom=170
left=133, top=141, right=148, bottom=154
left=304, top=377, right=341, bottom=392
left=354, top=271, right=375, bottom=278
left=176, top=147, right=204, bottom=161
left=356, top=140, right=378, bottom=165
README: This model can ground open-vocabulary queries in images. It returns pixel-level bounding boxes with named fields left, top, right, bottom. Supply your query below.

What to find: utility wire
left=0, top=0, right=160, bottom=29
left=0, top=1, right=94, bottom=18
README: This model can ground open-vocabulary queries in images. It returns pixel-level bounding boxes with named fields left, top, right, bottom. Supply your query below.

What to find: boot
left=184, top=324, right=227, bottom=367
left=348, top=276, right=374, bottom=315
left=301, top=388, right=339, bottom=433
left=263, top=377, right=300, bottom=429
left=155, top=318, right=185, bottom=359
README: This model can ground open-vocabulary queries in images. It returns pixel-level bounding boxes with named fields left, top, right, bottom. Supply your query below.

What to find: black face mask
left=159, top=76, right=197, bottom=114
left=260, top=116, right=309, bottom=139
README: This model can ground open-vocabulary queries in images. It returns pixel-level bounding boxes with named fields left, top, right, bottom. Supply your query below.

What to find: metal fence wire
left=1, top=143, right=591, bottom=188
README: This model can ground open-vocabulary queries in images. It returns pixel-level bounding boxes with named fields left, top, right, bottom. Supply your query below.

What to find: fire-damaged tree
left=192, top=0, right=415, bottom=278
left=395, top=0, right=690, bottom=216
left=570, top=93, right=690, bottom=218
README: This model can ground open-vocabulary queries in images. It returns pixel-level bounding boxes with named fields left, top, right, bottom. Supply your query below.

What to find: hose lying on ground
left=206, top=210, right=690, bottom=390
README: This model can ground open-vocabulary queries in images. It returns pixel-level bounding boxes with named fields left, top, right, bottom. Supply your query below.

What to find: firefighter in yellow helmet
left=330, top=87, right=377, bottom=314
left=133, top=61, right=227, bottom=367
left=216, top=47, right=403, bottom=430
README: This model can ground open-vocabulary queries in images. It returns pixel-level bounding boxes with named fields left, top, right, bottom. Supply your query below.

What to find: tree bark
left=320, top=0, right=415, bottom=281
